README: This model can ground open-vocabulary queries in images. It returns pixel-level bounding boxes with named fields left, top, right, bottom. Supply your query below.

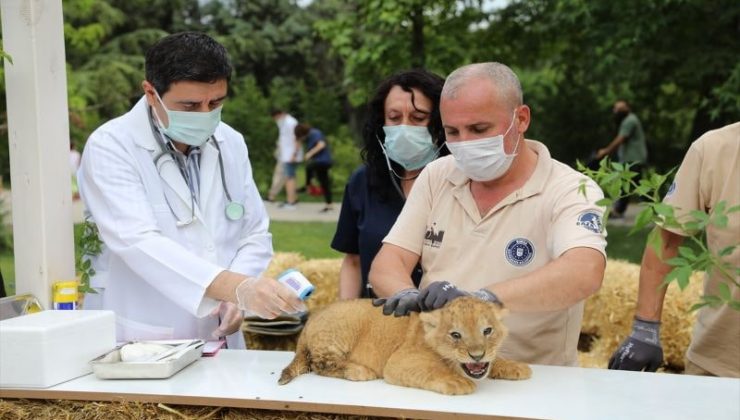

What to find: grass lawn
left=0, top=253, right=15, bottom=295
left=0, top=223, right=671, bottom=296
left=270, top=221, right=341, bottom=259
left=605, top=226, right=648, bottom=263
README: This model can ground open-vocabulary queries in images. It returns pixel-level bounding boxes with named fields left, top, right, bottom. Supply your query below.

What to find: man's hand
left=608, top=317, right=664, bottom=372
left=372, top=288, right=421, bottom=317
left=211, top=301, right=243, bottom=339
left=235, top=276, right=306, bottom=319
left=419, top=281, right=501, bottom=311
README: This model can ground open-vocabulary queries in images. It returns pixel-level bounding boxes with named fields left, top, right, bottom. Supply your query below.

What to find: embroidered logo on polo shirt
left=577, top=211, right=603, bottom=233
left=424, top=223, right=445, bottom=248
left=505, top=238, right=535, bottom=266
left=666, top=181, right=677, bottom=197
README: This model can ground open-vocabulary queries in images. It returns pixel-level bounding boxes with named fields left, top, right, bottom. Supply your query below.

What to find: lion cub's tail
left=278, top=340, right=310, bottom=385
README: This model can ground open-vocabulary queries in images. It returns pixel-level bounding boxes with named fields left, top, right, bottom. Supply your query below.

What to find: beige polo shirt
left=384, top=140, right=607, bottom=366
left=662, top=122, right=740, bottom=377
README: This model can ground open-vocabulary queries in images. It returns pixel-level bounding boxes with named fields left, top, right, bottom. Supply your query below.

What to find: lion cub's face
left=418, top=297, right=507, bottom=380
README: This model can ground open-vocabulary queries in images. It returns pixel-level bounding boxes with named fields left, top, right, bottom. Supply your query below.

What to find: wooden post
left=1, top=0, right=76, bottom=306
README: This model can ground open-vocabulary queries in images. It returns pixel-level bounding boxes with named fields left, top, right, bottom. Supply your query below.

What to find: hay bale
left=296, top=258, right=341, bottom=310
left=245, top=254, right=341, bottom=352
left=580, top=259, right=703, bottom=370
left=0, top=398, right=390, bottom=419
left=244, top=330, right=298, bottom=351
left=265, top=252, right=307, bottom=277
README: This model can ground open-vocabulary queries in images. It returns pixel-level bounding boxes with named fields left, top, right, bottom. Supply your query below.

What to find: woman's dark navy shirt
left=331, top=165, right=423, bottom=298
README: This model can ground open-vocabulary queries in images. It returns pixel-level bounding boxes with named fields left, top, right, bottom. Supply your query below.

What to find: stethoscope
left=376, top=135, right=442, bottom=200
left=147, top=106, right=244, bottom=226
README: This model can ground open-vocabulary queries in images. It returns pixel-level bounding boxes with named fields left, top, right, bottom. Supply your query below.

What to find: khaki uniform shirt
left=384, top=141, right=607, bottom=366
left=662, top=122, right=740, bottom=377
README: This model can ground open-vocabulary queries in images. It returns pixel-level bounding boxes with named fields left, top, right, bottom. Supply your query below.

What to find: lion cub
left=278, top=297, right=531, bottom=395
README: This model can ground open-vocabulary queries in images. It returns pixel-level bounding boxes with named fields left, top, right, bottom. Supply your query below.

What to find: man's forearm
left=635, top=228, right=685, bottom=321
left=306, top=141, right=326, bottom=160
left=369, top=244, right=419, bottom=297
left=599, top=135, right=625, bottom=157
left=487, top=247, right=605, bottom=312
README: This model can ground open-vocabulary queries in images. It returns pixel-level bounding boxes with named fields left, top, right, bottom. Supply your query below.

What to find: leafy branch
left=0, top=48, right=12, bottom=65
left=76, top=219, right=102, bottom=294
left=577, top=158, right=740, bottom=311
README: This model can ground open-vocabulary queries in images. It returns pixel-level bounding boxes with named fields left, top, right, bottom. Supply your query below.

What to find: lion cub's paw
left=343, top=363, right=379, bottom=381
left=429, top=375, right=476, bottom=395
left=489, top=358, right=532, bottom=380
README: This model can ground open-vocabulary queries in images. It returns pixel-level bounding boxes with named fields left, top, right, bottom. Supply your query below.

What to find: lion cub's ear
left=494, top=306, right=509, bottom=319
left=419, top=311, right=439, bottom=330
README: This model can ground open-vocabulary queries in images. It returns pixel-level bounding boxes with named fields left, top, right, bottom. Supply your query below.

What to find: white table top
left=1, top=350, right=739, bottom=420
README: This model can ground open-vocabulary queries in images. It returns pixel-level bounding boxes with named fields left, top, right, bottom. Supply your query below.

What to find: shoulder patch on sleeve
left=665, top=181, right=677, bottom=197
left=577, top=211, right=603, bottom=233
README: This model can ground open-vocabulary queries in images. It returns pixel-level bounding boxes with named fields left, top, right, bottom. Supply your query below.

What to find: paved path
left=2, top=188, right=642, bottom=226
left=261, top=200, right=339, bottom=223
left=1, top=189, right=338, bottom=225
left=66, top=198, right=338, bottom=224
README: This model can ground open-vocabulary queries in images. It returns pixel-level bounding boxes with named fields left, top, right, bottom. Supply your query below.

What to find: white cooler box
left=0, top=310, right=116, bottom=388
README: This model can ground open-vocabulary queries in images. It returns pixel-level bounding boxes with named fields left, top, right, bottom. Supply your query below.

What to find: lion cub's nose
left=468, top=351, right=485, bottom=361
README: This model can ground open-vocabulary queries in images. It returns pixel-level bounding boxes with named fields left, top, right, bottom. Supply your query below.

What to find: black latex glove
left=608, top=317, right=664, bottom=372
left=372, top=288, right=421, bottom=317
left=419, top=281, right=501, bottom=311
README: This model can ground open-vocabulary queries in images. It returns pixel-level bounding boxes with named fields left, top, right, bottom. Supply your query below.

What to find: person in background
left=331, top=69, right=448, bottom=299
left=596, top=100, right=648, bottom=217
left=609, top=122, right=739, bottom=377
left=370, top=62, right=607, bottom=366
left=70, top=141, right=82, bottom=200
left=269, top=109, right=301, bottom=209
left=295, top=123, right=334, bottom=212
left=265, top=142, right=285, bottom=203
left=77, top=32, right=304, bottom=348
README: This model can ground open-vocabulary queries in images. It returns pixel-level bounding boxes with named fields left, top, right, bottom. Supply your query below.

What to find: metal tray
left=90, top=339, right=204, bottom=379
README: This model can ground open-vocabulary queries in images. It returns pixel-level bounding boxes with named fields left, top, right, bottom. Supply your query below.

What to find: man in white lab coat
left=78, top=32, right=304, bottom=349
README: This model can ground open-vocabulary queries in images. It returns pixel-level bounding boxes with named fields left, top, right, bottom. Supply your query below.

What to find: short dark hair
left=270, top=108, right=284, bottom=117
left=294, top=123, right=311, bottom=139
left=145, top=32, right=232, bottom=95
left=362, top=69, right=448, bottom=202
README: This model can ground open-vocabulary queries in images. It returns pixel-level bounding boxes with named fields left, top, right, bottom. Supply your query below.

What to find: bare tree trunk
left=411, top=3, right=425, bottom=68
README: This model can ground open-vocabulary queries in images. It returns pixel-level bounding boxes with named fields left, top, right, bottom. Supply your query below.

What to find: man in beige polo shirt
left=609, top=122, right=739, bottom=377
left=369, top=62, right=607, bottom=366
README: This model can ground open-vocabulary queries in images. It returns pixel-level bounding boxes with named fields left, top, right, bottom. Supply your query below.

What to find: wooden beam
left=0, top=0, right=75, bottom=306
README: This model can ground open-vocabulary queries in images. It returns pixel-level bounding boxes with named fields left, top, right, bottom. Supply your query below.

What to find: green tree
left=314, top=0, right=489, bottom=106
left=486, top=0, right=740, bottom=170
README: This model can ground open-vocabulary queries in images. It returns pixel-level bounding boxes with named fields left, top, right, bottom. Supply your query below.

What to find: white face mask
left=445, top=112, right=520, bottom=182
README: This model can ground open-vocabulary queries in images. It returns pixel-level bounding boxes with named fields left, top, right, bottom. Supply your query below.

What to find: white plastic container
left=0, top=310, right=116, bottom=388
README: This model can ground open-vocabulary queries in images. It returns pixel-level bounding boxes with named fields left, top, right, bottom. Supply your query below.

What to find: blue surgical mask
left=381, top=125, right=440, bottom=170
left=154, top=91, right=222, bottom=147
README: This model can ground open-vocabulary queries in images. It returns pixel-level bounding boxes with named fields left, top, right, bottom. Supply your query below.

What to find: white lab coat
left=78, top=97, right=273, bottom=349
